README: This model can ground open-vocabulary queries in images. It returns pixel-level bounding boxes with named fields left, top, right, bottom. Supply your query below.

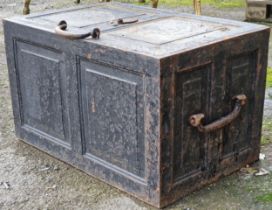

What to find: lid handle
left=55, top=20, right=100, bottom=40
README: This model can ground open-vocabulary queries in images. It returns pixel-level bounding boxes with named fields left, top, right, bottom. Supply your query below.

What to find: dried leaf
left=240, top=167, right=258, bottom=175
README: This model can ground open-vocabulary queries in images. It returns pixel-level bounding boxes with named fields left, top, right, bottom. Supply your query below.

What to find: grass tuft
left=267, top=67, right=272, bottom=88
left=256, top=193, right=272, bottom=203
left=262, top=120, right=272, bottom=145
left=136, top=0, right=245, bottom=8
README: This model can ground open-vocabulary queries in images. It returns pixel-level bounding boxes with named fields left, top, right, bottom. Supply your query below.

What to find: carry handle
left=189, top=94, right=247, bottom=133
left=55, top=20, right=100, bottom=40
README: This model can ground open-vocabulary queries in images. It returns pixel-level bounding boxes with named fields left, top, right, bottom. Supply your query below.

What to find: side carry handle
left=189, top=94, right=247, bottom=133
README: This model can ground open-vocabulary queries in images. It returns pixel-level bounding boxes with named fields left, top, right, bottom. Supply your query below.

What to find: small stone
left=1, top=182, right=11, bottom=189
left=4, top=182, right=9, bottom=189
left=46, top=185, right=57, bottom=190
left=53, top=165, right=59, bottom=171
left=39, top=166, right=50, bottom=172
left=259, top=153, right=266, bottom=160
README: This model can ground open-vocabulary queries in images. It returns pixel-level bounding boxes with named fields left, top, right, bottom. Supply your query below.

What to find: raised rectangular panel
left=15, top=41, right=70, bottom=148
left=173, top=64, right=211, bottom=183
left=223, top=51, right=257, bottom=157
left=79, top=60, right=145, bottom=178
left=109, top=17, right=232, bottom=45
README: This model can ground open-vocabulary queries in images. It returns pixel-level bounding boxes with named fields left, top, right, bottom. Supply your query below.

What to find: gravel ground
left=1, top=1, right=272, bottom=210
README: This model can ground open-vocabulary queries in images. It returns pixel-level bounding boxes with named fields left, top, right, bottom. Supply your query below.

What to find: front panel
left=78, top=59, right=145, bottom=178
left=15, top=40, right=71, bottom=150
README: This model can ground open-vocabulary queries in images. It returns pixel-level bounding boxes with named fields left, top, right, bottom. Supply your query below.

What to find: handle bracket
left=189, top=94, right=247, bottom=133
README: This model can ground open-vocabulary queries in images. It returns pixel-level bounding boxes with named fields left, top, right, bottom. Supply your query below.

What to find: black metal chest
left=3, top=3, right=270, bottom=208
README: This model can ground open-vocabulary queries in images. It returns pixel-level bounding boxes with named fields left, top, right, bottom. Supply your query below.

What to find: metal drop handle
left=55, top=20, right=100, bottom=40
left=189, top=94, right=247, bottom=133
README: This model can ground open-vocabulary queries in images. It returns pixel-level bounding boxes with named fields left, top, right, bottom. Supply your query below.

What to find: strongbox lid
left=6, top=2, right=268, bottom=58
left=10, top=3, right=161, bottom=32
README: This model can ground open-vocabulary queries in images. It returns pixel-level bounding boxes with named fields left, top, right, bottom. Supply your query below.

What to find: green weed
left=256, top=193, right=272, bottom=202
left=136, top=0, right=245, bottom=8
left=267, top=67, right=272, bottom=88
left=262, top=120, right=272, bottom=145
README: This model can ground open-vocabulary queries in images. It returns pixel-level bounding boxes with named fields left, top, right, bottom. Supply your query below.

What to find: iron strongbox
left=3, top=2, right=270, bottom=208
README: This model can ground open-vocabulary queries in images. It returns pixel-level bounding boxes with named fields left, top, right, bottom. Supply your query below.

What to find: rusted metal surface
left=3, top=3, right=270, bottom=208
left=189, top=94, right=247, bottom=133
left=55, top=20, right=100, bottom=40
